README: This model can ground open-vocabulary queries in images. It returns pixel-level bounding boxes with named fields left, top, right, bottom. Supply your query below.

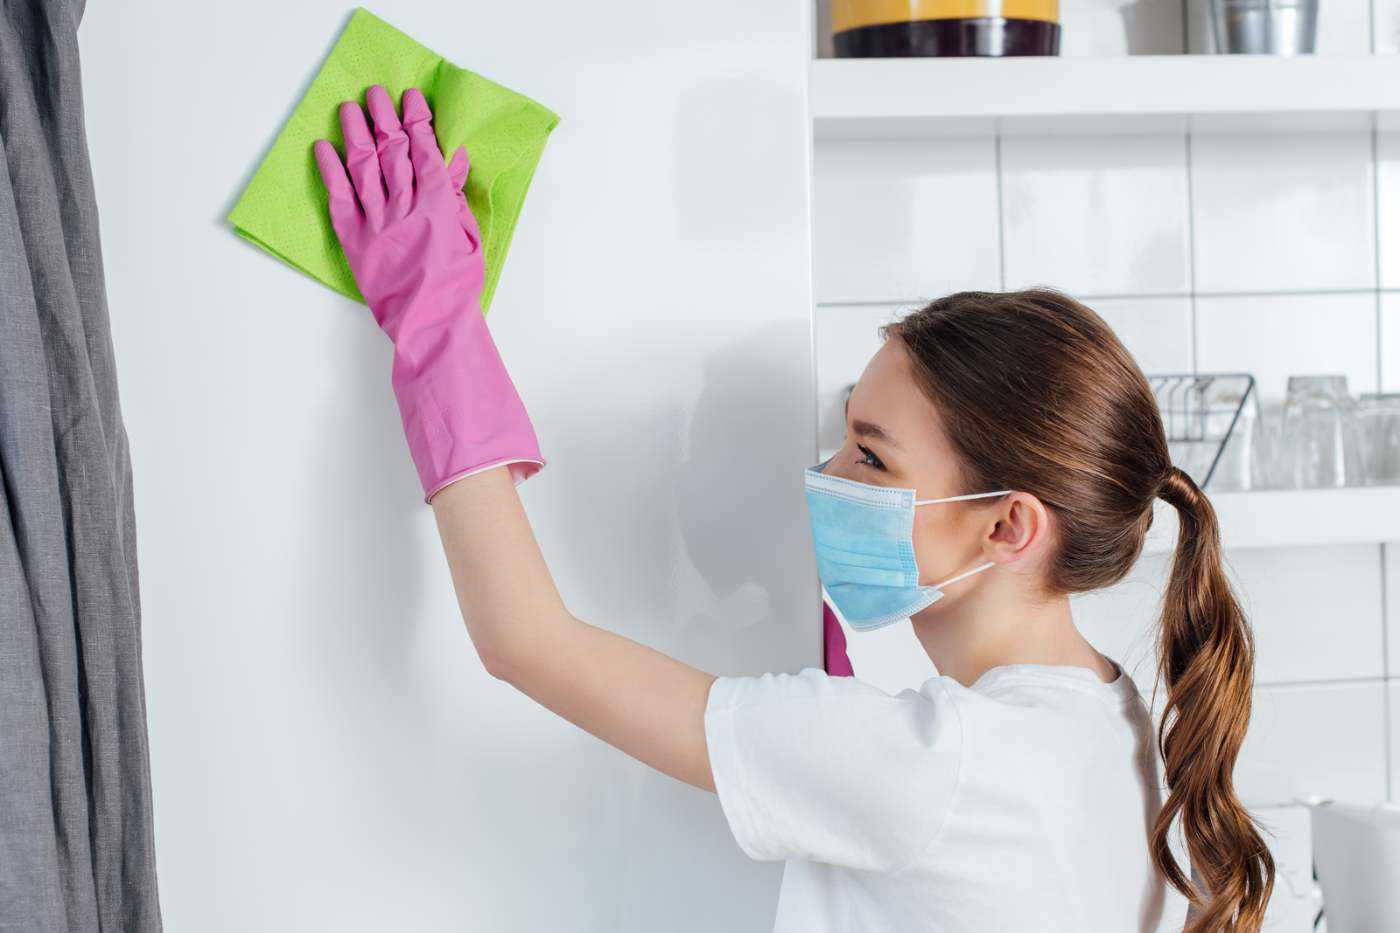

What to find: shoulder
left=705, top=667, right=967, bottom=804
left=703, top=667, right=967, bottom=872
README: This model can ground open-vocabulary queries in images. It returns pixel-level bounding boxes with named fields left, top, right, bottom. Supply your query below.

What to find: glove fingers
left=401, top=87, right=450, bottom=195
left=340, top=100, right=387, bottom=228
left=313, top=139, right=358, bottom=240
left=447, top=144, right=469, bottom=191
left=446, top=146, right=482, bottom=253
left=365, top=85, right=413, bottom=221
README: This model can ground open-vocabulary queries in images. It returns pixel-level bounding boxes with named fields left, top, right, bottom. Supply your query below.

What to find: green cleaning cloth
left=228, top=7, right=559, bottom=313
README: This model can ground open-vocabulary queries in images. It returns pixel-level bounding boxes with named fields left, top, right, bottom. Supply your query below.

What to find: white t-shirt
left=703, top=660, right=1180, bottom=932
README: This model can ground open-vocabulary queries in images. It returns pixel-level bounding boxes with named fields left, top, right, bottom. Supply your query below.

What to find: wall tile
left=1187, top=0, right=1372, bottom=53
left=1379, top=133, right=1400, bottom=289
left=814, top=303, right=909, bottom=455
left=1001, top=133, right=1190, bottom=296
left=1376, top=0, right=1400, bottom=52
left=1387, top=543, right=1400, bottom=676
left=1383, top=293, right=1400, bottom=391
left=1226, top=545, right=1385, bottom=685
left=1195, top=292, right=1378, bottom=400
left=1191, top=129, right=1375, bottom=293
left=1236, top=681, right=1388, bottom=807
left=1073, top=552, right=1172, bottom=696
left=1252, top=805, right=1325, bottom=930
left=1077, top=545, right=1384, bottom=690
left=1390, top=681, right=1399, bottom=802
left=813, top=138, right=1000, bottom=303
left=1058, top=0, right=1184, bottom=55
left=1088, top=296, right=1194, bottom=374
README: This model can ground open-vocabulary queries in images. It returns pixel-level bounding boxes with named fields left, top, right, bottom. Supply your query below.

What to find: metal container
left=1208, top=0, right=1318, bottom=54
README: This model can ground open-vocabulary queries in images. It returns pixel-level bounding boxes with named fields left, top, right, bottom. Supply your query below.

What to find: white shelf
left=1143, top=485, right=1400, bottom=553
left=812, top=55, right=1400, bottom=139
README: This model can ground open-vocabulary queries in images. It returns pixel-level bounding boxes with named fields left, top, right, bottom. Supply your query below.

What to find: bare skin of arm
left=431, top=463, right=718, bottom=792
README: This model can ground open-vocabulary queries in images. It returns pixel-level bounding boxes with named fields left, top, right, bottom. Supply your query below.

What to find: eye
left=856, top=444, right=885, bottom=471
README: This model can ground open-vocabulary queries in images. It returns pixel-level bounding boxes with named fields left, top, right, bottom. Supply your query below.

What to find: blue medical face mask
left=804, top=454, right=1011, bottom=632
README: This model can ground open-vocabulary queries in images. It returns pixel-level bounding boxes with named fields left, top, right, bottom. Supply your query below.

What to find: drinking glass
left=1358, top=393, right=1400, bottom=486
left=1281, top=375, right=1363, bottom=488
left=1209, top=384, right=1257, bottom=491
left=1250, top=397, right=1289, bottom=490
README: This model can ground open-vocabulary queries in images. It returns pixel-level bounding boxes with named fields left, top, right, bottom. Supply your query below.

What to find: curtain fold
left=0, top=1, right=162, bottom=930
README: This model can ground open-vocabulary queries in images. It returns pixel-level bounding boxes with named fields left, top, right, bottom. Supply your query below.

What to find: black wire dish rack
left=1148, top=373, right=1257, bottom=491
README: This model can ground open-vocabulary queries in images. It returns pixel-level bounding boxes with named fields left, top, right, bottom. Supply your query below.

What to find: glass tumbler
left=1250, top=397, right=1290, bottom=490
left=1282, top=375, right=1363, bottom=488
left=1358, top=393, right=1400, bottom=486
left=1209, top=385, right=1257, bottom=491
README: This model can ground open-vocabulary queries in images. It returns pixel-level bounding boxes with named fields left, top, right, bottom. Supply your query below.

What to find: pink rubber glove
left=313, top=85, right=544, bottom=502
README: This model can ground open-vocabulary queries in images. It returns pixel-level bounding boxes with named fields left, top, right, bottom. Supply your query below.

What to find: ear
left=983, top=492, right=1052, bottom=565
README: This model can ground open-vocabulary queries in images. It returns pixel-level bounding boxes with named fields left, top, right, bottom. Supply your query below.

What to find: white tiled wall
left=1190, top=128, right=1376, bottom=294
left=811, top=69, right=1397, bottom=825
left=1390, top=675, right=1399, bottom=801
left=1001, top=133, right=1190, bottom=295
left=1194, top=292, right=1379, bottom=399
left=1238, top=681, right=1390, bottom=804
left=1383, top=294, right=1400, bottom=390
left=813, top=139, right=1000, bottom=303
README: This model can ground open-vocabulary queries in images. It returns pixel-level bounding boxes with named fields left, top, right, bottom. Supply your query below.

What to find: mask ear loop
left=914, top=489, right=1013, bottom=505
left=912, top=490, right=1013, bottom=589
left=932, top=560, right=997, bottom=589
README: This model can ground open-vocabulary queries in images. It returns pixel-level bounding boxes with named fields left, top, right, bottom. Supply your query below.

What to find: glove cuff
left=388, top=304, right=546, bottom=503
left=425, top=456, right=546, bottom=503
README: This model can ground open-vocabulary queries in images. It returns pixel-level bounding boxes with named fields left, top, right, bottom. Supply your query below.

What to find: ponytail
left=882, top=289, right=1279, bottom=928
left=1151, top=466, right=1275, bottom=931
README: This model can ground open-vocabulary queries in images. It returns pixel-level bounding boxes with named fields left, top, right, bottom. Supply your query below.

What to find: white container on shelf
left=1310, top=801, right=1400, bottom=931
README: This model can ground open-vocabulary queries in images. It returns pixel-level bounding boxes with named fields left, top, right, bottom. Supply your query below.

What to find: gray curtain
left=0, top=0, right=162, bottom=930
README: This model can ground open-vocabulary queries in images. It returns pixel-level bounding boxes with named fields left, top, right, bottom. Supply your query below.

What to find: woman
left=313, top=86, right=1275, bottom=932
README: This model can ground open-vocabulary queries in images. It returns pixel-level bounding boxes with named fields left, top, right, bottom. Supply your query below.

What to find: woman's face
left=821, top=338, right=996, bottom=590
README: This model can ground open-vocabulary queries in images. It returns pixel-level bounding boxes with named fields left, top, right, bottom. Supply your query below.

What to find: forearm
left=431, top=465, right=718, bottom=791
left=431, top=464, right=567, bottom=671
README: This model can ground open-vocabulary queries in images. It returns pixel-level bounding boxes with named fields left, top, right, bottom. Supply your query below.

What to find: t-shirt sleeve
left=703, top=666, right=964, bottom=873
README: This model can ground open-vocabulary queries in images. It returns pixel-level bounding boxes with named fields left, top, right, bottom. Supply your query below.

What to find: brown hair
left=879, top=287, right=1274, bottom=930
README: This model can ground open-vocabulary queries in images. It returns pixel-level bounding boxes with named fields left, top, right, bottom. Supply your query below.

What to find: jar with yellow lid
left=832, top=0, right=1061, bottom=56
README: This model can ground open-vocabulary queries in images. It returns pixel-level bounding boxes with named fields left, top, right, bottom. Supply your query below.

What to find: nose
left=816, top=449, right=841, bottom=479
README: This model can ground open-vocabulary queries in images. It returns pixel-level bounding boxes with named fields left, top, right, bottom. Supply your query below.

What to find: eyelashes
left=856, top=444, right=885, bottom=471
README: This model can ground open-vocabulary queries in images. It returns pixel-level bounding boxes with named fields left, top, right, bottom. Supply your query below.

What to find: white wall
left=79, top=2, right=817, bottom=930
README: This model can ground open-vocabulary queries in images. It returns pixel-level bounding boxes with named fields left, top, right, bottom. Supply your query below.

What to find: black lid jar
left=832, top=0, right=1062, bottom=56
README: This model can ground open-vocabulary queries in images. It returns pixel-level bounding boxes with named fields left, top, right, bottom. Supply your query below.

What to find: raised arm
left=431, top=465, right=716, bottom=790
left=313, top=85, right=716, bottom=792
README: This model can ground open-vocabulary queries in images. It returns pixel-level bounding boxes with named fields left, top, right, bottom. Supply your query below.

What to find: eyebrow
left=851, top=418, right=903, bottom=451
